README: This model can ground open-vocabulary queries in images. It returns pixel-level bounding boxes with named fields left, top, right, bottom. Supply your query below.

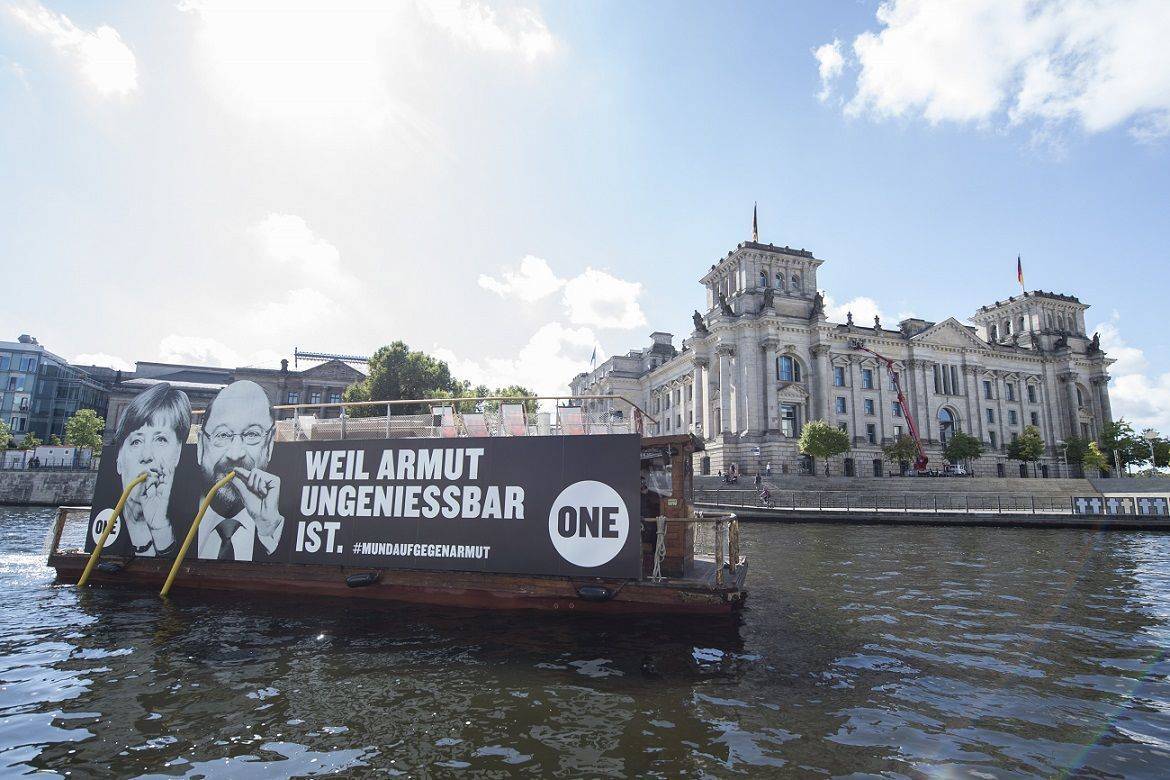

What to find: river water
left=2, top=506, right=1170, bottom=778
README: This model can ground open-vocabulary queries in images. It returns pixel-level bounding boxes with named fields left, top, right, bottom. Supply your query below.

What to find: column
left=1061, top=373, right=1079, bottom=437
left=812, top=344, right=831, bottom=420
left=1093, top=375, right=1112, bottom=428
left=693, top=358, right=708, bottom=438
left=762, top=339, right=780, bottom=432
left=734, top=344, right=749, bottom=433
left=741, top=334, right=764, bottom=435
left=717, top=345, right=733, bottom=434
left=848, top=357, right=860, bottom=442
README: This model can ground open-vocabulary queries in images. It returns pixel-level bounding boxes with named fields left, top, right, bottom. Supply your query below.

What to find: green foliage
left=64, top=409, right=105, bottom=449
left=881, top=435, right=920, bottom=466
left=343, top=341, right=461, bottom=417
left=20, top=431, right=42, bottom=450
left=48, top=434, right=62, bottom=446
left=0, top=419, right=11, bottom=448
left=1083, top=441, right=1110, bottom=474
left=1151, top=437, right=1170, bottom=469
left=1007, top=425, right=1045, bottom=465
left=798, top=420, right=851, bottom=475
left=1100, top=419, right=1145, bottom=471
left=1059, top=435, right=1091, bottom=464
left=943, top=431, right=984, bottom=465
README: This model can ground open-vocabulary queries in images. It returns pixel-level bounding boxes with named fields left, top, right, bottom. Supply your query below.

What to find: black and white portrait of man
left=94, top=382, right=192, bottom=557
left=196, top=380, right=284, bottom=561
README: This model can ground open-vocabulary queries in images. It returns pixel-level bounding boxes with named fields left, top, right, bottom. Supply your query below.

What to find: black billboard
left=85, top=380, right=641, bottom=578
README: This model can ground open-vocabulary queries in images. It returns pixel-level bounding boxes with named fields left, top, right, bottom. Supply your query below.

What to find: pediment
left=910, top=318, right=986, bottom=350
left=300, top=360, right=366, bottom=381
left=777, top=382, right=809, bottom=401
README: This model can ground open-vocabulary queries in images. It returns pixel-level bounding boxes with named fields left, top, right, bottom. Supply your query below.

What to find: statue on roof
left=846, top=311, right=854, bottom=327
left=762, top=286, right=774, bottom=310
left=874, top=314, right=881, bottom=330
left=718, top=292, right=734, bottom=317
left=692, top=310, right=709, bottom=334
left=1089, top=332, right=1101, bottom=352
left=811, top=291, right=824, bottom=319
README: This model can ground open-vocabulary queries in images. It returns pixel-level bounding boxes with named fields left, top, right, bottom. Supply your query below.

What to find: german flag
left=1017, top=255, right=1024, bottom=289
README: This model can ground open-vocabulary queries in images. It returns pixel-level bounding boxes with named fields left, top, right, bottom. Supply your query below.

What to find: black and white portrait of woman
left=94, top=382, right=192, bottom=557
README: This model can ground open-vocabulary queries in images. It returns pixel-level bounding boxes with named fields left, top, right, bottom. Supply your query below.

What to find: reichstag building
left=570, top=238, right=1113, bottom=477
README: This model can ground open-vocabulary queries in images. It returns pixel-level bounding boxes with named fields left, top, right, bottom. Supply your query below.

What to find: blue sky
left=1, top=0, right=1168, bottom=426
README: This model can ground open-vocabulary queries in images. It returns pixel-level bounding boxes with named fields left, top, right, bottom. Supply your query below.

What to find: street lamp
left=1142, top=428, right=1159, bottom=473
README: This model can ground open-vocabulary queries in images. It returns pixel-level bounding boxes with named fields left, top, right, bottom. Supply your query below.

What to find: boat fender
left=576, top=585, right=613, bottom=602
left=96, top=561, right=123, bottom=574
left=345, top=571, right=382, bottom=588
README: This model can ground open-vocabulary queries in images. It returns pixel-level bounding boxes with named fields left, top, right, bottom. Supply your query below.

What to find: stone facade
left=104, top=358, right=366, bottom=442
left=571, top=240, right=1114, bottom=477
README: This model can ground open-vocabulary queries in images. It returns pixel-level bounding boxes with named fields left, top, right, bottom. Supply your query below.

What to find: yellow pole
left=160, top=470, right=236, bottom=598
left=78, top=472, right=149, bottom=587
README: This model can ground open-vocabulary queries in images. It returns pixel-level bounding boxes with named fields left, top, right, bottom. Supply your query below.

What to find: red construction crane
left=849, top=339, right=929, bottom=473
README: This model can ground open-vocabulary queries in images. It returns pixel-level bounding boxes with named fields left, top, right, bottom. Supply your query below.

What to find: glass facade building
left=0, top=335, right=109, bottom=443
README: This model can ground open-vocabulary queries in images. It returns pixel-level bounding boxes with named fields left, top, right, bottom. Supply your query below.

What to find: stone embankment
left=0, top=471, right=97, bottom=506
left=694, top=475, right=1170, bottom=530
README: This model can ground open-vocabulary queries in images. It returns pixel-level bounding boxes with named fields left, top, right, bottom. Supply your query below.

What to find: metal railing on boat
left=186, top=395, right=656, bottom=443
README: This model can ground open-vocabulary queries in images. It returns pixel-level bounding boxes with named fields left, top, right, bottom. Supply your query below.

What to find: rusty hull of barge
left=48, top=553, right=748, bottom=615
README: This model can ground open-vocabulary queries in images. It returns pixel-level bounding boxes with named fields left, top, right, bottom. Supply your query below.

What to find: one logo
left=91, top=509, right=121, bottom=546
left=548, top=480, right=628, bottom=568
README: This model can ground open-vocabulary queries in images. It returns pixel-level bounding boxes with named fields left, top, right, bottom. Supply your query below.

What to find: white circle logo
left=548, top=480, right=629, bottom=568
left=91, top=509, right=121, bottom=546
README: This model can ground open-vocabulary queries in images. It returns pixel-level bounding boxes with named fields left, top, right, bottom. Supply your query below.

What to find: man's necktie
left=216, top=518, right=241, bottom=561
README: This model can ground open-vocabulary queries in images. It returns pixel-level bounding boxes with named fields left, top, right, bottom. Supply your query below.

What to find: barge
left=47, top=387, right=746, bottom=615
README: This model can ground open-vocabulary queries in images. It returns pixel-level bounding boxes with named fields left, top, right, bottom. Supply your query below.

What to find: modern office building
left=0, top=335, right=109, bottom=443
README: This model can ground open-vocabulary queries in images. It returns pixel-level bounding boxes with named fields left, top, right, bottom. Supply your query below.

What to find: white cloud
left=242, top=214, right=365, bottom=340
left=434, top=321, right=601, bottom=399
left=562, top=268, right=646, bottom=330
left=181, top=0, right=555, bottom=131
left=9, top=2, right=138, bottom=96
left=818, top=0, right=1170, bottom=141
left=417, top=0, right=556, bottom=62
left=478, top=255, right=565, bottom=302
left=72, top=352, right=133, bottom=372
left=824, top=294, right=884, bottom=326
left=813, top=39, right=843, bottom=102
left=477, top=257, right=647, bottom=330
left=1092, top=313, right=1170, bottom=432
left=156, top=334, right=284, bottom=369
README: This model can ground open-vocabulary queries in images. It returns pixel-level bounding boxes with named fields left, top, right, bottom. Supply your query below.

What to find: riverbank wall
left=0, top=471, right=97, bottom=506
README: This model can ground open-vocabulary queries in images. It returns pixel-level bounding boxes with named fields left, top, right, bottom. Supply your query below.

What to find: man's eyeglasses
left=204, top=427, right=273, bottom=449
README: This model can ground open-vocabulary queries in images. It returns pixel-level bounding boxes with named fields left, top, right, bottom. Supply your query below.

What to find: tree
left=1100, top=419, right=1145, bottom=474
left=48, top=434, right=62, bottom=446
left=1007, top=425, right=1045, bottom=476
left=64, top=408, right=105, bottom=450
left=343, top=341, right=462, bottom=417
left=491, top=384, right=539, bottom=415
left=1083, top=442, right=1110, bottom=475
left=882, top=435, right=920, bottom=473
left=943, top=431, right=984, bottom=468
left=0, top=419, right=11, bottom=449
left=798, top=420, right=851, bottom=475
left=1059, top=435, right=1091, bottom=465
left=20, top=431, right=42, bottom=450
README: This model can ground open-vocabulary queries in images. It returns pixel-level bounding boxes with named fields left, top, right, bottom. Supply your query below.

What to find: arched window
left=1076, top=385, right=1085, bottom=407
left=1017, top=316, right=1025, bottom=333
left=777, top=355, right=801, bottom=382
left=759, top=270, right=767, bottom=288
left=1004, top=319, right=1011, bottom=335
left=790, top=272, right=801, bottom=291
left=938, top=407, right=958, bottom=445
left=775, top=271, right=784, bottom=289
left=989, top=324, right=998, bottom=342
